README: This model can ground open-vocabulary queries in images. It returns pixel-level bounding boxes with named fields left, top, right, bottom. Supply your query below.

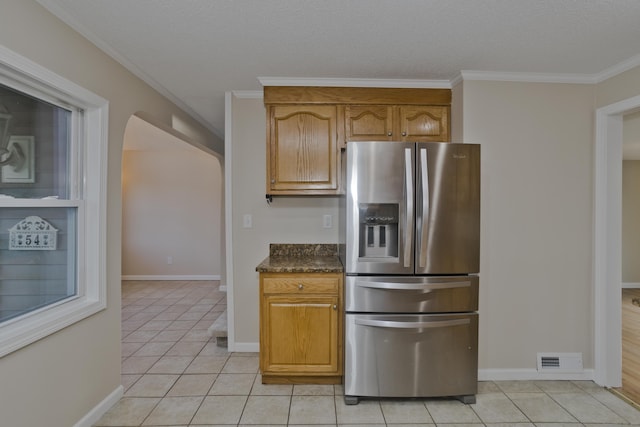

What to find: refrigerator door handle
left=355, top=281, right=471, bottom=291
left=404, top=147, right=413, bottom=268
left=419, top=148, right=429, bottom=268
left=355, top=318, right=470, bottom=329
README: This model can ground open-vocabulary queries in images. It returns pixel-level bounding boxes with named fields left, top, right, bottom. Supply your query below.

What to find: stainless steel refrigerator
left=341, top=141, right=480, bottom=405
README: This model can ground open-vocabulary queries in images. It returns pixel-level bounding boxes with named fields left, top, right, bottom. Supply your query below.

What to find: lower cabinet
left=259, top=272, right=343, bottom=384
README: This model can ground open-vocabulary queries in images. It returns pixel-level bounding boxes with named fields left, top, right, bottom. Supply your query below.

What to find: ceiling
left=37, top=0, right=640, bottom=140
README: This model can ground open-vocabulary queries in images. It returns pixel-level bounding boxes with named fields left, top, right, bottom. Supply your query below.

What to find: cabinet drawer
left=345, top=313, right=477, bottom=398
left=262, top=275, right=341, bottom=294
left=345, top=275, right=478, bottom=313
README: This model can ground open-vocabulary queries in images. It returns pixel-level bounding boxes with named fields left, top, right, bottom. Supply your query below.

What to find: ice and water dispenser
left=358, top=203, right=399, bottom=259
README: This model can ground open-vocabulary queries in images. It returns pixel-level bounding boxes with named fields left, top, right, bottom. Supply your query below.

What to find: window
left=0, top=45, right=108, bottom=356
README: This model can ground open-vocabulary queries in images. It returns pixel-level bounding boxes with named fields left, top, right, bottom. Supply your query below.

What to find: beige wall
left=122, top=143, right=222, bottom=277
left=623, top=160, right=640, bottom=283
left=229, top=82, right=598, bottom=373
left=462, top=81, right=595, bottom=369
left=623, top=112, right=640, bottom=283
left=597, top=67, right=640, bottom=109
left=230, top=95, right=340, bottom=346
left=0, top=1, right=220, bottom=426
left=451, top=80, right=464, bottom=143
left=624, top=111, right=640, bottom=146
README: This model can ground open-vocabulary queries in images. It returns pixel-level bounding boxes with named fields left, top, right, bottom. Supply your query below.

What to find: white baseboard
left=121, top=275, right=221, bottom=281
left=73, top=385, right=123, bottom=427
left=192, top=340, right=600, bottom=383
left=222, top=346, right=597, bottom=383
left=479, top=368, right=595, bottom=382
left=229, top=341, right=259, bottom=352
left=622, top=282, right=640, bottom=289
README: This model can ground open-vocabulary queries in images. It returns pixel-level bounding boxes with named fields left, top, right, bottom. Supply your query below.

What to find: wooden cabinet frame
left=259, top=272, right=343, bottom=384
left=345, top=104, right=449, bottom=144
left=264, top=86, right=451, bottom=195
left=264, top=86, right=451, bottom=105
left=266, top=105, right=343, bottom=195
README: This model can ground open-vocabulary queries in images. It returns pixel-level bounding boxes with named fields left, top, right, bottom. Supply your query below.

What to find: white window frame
left=0, top=45, right=108, bottom=357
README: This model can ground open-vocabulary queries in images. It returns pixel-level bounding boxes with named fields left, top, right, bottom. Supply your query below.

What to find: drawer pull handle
left=355, top=318, right=470, bottom=329
left=298, top=284, right=304, bottom=290
left=356, top=281, right=470, bottom=291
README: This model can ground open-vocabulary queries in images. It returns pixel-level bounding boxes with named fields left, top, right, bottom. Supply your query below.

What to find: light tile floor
left=95, top=280, right=640, bottom=426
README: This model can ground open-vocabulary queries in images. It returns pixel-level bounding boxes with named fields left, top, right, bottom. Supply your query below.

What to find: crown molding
left=231, top=90, right=263, bottom=99
left=457, top=55, right=640, bottom=85
left=36, top=0, right=222, bottom=139
left=595, top=53, right=640, bottom=83
left=459, top=70, right=596, bottom=84
left=450, top=73, right=464, bottom=87
left=259, top=71, right=615, bottom=87
left=258, top=77, right=451, bottom=89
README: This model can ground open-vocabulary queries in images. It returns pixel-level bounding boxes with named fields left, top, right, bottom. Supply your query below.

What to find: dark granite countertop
left=256, top=243, right=343, bottom=273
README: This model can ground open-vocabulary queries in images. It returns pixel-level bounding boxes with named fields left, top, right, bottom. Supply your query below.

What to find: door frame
left=594, top=94, right=640, bottom=386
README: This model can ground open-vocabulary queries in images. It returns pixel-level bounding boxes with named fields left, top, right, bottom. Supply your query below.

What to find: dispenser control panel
left=358, top=203, right=399, bottom=258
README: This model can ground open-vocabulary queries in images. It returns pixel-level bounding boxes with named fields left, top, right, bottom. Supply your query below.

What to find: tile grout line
left=119, top=280, right=224, bottom=426
left=112, top=281, right=640, bottom=427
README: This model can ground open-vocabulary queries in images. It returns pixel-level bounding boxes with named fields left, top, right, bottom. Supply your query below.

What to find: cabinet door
left=398, top=105, right=450, bottom=142
left=345, top=105, right=394, bottom=142
left=261, top=295, right=340, bottom=375
left=268, top=105, right=339, bottom=194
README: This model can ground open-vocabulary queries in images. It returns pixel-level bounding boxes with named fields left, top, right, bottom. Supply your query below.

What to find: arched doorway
left=120, top=113, right=227, bottom=351
left=121, top=114, right=223, bottom=280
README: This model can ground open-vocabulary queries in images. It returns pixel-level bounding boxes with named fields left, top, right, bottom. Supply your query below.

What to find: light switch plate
left=243, top=214, right=252, bottom=228
left=323, top=214, right=332, bottom=228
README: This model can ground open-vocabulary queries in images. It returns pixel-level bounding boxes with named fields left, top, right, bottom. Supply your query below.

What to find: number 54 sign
left=9, top=216, right=58, bottom=250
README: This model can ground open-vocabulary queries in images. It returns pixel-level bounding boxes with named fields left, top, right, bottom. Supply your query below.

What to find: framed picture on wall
left=1, top=135, right=35, bottom=183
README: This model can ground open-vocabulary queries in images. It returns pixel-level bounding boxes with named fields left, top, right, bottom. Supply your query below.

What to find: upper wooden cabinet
left=345, top=104, right=449, bottom=142
left=264, top=86, right=451, bottom=195
left=398, top=105, right=449, bottom=142
left=344, top=105, right=393, bottom=141
left=267, top=105, right=340, bottom=195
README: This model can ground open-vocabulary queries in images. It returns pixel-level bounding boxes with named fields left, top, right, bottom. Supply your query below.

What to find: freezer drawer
left=345, top=275, right=478, bottom=313
left=344, top=313, right=478, bottom=400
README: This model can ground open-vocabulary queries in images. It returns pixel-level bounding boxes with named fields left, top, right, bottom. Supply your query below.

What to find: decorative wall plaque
left=1, top=135, right=35, bottom=183
left=9, top=216, right=58, bottom=250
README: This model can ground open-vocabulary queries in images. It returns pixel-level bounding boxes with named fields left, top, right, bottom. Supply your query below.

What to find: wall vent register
left=536, top=352, right=583, bottom=373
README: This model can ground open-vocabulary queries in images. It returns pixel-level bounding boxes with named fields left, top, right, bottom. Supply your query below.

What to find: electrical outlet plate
left=323, top=214, right=332, bottom=228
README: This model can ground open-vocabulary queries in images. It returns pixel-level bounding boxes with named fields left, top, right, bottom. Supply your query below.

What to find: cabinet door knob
left=271, top=179, right=276, bottom=184
left=298, top=284, right=304, bottom=290
left=333, top=304, right=337, bottom=310
left=402, top=131, right=407, bottom=137
left=387, top=131, right=392, bottom=136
